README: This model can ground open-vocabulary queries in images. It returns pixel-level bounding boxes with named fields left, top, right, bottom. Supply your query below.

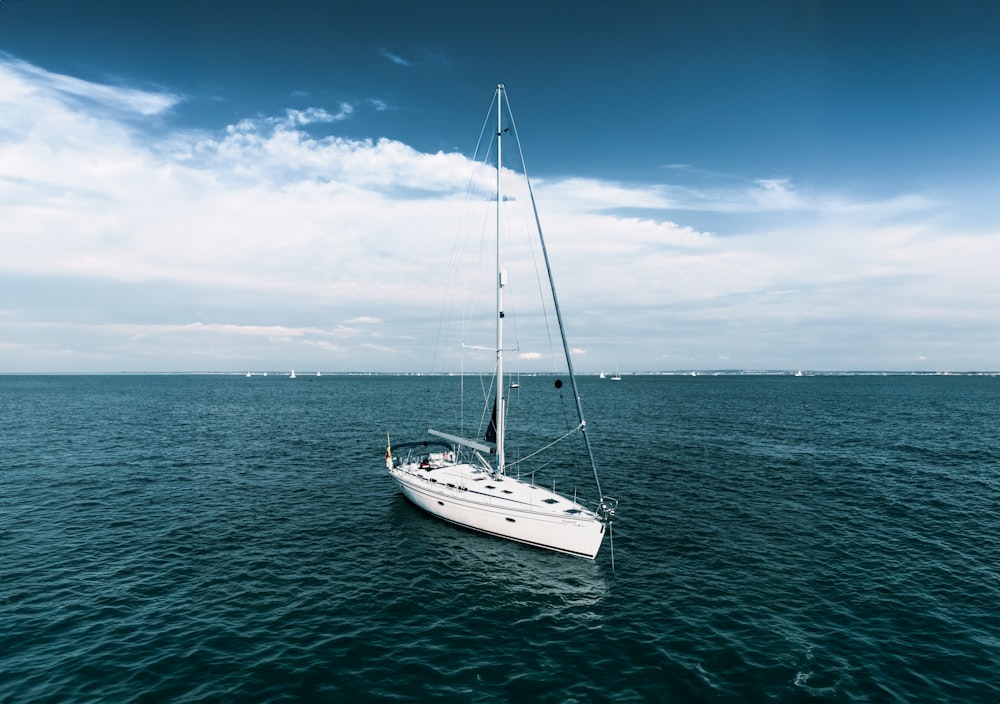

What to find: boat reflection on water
left=384, top=498, right=610, bottom=614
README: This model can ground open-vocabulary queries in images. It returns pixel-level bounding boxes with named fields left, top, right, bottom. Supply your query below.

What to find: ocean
left=2, top=373, right=998, bottom=702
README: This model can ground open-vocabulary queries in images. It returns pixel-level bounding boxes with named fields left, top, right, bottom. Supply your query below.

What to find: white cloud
left=379, top=48, right=411, bottom=67
left=2, top=57, right=998, bottom=372
left=751, top=178, right=801, bottom=210
left=1, top=55, right=179, bottom=116
left=540, top=178, right=674, bottom=211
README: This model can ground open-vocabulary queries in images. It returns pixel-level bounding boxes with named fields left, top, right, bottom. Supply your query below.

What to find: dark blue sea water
left=3, top=373, right=999, bottom=702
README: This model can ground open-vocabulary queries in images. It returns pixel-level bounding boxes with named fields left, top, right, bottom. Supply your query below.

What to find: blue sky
left=2, top=0, right=999, bottom=372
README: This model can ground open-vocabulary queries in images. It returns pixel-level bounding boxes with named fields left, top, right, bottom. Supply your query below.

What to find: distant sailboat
left=383, top=84, right=617, bottom=560
left=290, top=370, right=296, bottom=379
left=246, top=371, right=251, bottom=378
left=599, top=371, right=606, bottom=379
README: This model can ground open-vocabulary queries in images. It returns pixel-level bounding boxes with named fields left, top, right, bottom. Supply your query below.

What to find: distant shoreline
left=3, top=370, right=999, bottom=377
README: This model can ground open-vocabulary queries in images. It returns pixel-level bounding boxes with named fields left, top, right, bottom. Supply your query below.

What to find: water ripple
left=3, top=374, right=1000, bottom=701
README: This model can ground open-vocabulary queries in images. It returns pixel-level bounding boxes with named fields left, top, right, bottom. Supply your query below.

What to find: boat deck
left=392, top=454, right=597, bottom=519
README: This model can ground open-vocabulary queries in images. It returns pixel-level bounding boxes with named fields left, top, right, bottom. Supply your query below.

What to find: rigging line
left=431, top=161, right=492, bottom=438
left=458, top=133, right=498, bottom=354
left=514, top=457, right=556, bottom=480
left=610, top=522, right=615, bottom=572
left=432, top=130, right=495, bottom=378
left=471, top=88, right=499, bottom=165
left=517, top=174, right=560, bottom=375
left=456, top=143, right=489, bottom=330
left=460, top=192, right=494, bottom=354
left=445, top=90, right=502, bottom=374
left=493, top=93, right=559, bottom=377
left=502, top=422, right=583, bottom=469
left=475, top=363, right=498, bottom=440
left=439, top=135, right=499, bottom=437
left=501, top=87, right=605, bottom=502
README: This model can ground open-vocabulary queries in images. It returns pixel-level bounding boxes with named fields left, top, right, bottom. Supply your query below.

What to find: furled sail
left=485, top=397, right=498, bottom=443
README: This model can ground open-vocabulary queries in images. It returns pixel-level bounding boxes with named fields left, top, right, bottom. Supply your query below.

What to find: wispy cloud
left=379, top=48, right=411, bottom=66
left=539, top=173, right=938, bottom=222
left=2, top=55, right=179, bottom=116
left=377, top=46, right=449, bottom=70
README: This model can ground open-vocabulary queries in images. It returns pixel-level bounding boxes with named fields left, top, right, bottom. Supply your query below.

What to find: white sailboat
left=384, top=84, right=617, bottom=560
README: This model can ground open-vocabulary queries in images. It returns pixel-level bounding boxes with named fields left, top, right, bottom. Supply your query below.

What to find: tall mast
left=495, top=84, right=506, bottom=476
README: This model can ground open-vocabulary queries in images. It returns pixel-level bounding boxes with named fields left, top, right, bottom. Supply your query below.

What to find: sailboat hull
left=388, top=463, right=606, bottom=559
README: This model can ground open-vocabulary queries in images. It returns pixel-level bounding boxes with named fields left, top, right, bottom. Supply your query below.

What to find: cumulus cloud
left=1, top=56, right=998, bottom=372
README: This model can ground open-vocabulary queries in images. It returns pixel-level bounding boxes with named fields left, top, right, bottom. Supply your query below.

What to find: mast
left=495, top=84, right=506, bottom=476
